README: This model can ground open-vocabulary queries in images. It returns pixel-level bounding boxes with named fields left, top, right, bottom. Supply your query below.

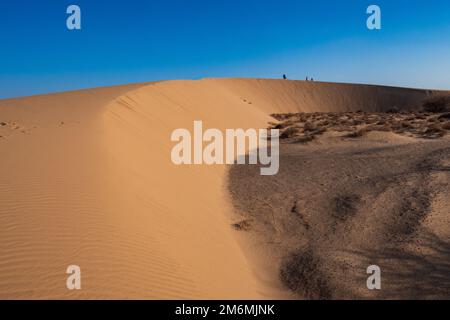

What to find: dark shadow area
left=349, top=229, right=450, bottom=299
left=227, top=127, right=450, bottom=299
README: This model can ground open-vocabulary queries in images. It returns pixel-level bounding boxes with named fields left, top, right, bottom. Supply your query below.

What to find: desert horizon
left=2, top=78, right=448, bottom=101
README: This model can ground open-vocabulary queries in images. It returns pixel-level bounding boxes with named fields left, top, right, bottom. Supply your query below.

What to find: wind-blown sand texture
left=0, top=79, right=448, bottom=299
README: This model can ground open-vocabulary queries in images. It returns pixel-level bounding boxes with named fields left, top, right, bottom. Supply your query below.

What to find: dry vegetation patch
left=270, top=110, right=450, bottom=142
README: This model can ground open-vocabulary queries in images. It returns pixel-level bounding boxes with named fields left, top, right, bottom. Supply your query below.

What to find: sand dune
left=0, top=79, right=448, bottom=299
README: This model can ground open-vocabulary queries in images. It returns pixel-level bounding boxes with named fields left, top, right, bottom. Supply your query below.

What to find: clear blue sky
left=1, top=0, right=449, bottom=98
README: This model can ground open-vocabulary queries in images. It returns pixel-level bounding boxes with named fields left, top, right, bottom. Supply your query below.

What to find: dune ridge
left=0, top=79, right=447, bottom=299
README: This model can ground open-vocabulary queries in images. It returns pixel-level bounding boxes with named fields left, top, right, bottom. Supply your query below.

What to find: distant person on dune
left=283, top=74, right=287, bottom=80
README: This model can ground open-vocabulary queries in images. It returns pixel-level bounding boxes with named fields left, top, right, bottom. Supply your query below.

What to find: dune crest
left=0, top=79, right=446, bottom=299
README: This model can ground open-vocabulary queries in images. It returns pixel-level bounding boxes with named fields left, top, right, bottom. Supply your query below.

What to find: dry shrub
left=438, top=113, right=450, bottom=120
left=423, top=95, right=450, bottom=113
left=272, top=122, right=287, bottom=130
left=401, top=121, right=414, bottom=128
left=303, top=122, right=317, bottom=132
left=280, top=127, right=300, bottom=139
left=422, top=124, right=446, bottom=138
left=441, top=122, right=450, bottom=130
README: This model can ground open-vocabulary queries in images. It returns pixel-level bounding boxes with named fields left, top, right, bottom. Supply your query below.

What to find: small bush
left=423, top=95, right=450, bottom=113
left=231, top=220, right=252, bottom=231
left=422, top=124, right=446, bottom=138
left=272, top=122, right=286, bottom=130
left=316, top=120, right=330, bottom=127
left=280, top=127, right=300, bottom=139
left=303, top=122, right=317, bottom=132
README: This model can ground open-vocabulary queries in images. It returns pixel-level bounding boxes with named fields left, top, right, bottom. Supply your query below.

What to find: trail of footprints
left=0, top=120, right=74, bottom=139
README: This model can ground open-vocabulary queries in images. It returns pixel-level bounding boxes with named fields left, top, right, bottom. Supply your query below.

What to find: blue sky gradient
left=0, top=0, right=449, bottom=98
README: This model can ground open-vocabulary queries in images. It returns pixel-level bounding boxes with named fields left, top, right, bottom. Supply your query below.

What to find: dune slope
left=229, top=134, right=450, bottom=299
left=0, top=79, right=446, bottom=299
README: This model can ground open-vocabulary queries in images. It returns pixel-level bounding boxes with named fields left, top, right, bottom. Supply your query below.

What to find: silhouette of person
left=283, top=74, right=287, bottom=80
